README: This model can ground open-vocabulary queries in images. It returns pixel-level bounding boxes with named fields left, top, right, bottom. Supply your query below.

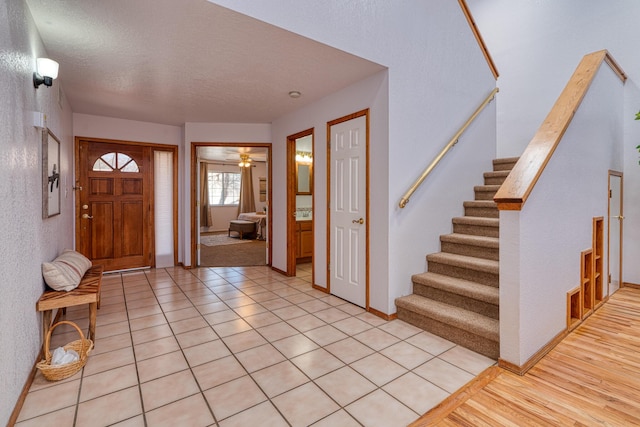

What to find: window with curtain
left=208, top=171, right=240, bottom=206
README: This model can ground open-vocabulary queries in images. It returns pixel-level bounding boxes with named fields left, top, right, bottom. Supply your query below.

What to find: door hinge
left=609, top=274, right=612, bottom=283
left=327, top=263, right=330, bottom=271
left=610, top=189, right=612, bottom=198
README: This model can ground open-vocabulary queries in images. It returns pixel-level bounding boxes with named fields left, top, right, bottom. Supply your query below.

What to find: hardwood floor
left=411, top=287, right=640, bottom=426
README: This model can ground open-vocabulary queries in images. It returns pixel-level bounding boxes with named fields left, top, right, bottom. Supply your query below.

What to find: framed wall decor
left=42, top=128, right=61, bottom=218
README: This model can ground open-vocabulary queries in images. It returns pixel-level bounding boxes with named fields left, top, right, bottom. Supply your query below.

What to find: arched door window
left=92, top=152, right=140, bottom=172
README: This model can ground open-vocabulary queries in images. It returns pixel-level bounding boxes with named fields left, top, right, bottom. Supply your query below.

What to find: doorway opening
left=287, top=129, right=314, bottom=278
left=191, top=143, right=271, bottom=268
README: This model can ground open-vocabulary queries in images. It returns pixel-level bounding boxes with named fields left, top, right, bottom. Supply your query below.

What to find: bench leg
left=42, top=310, right=52, bottom=351
left=88, top=302, right=97, bottom=343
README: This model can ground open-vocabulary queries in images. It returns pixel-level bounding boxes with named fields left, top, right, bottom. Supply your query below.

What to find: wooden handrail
left=494, top=50, right=626, bottom=211
left=399, top=87, right=499, bottom=209
left=458, top=0, right=499, bottom=80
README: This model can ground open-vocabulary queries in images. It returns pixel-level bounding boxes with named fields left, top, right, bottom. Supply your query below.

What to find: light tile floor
left=17, top=264, right=495, bottom=427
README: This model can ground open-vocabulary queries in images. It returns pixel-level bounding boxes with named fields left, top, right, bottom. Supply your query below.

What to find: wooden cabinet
left=296, top=220, right=313, bottom=262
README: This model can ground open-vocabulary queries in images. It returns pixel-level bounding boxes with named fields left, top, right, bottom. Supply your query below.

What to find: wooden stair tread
left=396, top=294, right=499, bottom=341
left=412, top=272, right=499, bottom=305
left=427, top=252, right=499, bottom=274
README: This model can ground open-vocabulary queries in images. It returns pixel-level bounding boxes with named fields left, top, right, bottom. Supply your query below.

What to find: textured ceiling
left=26, top=0, right=385, bottom=127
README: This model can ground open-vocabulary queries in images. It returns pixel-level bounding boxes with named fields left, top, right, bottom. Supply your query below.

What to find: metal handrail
left=398, top=87, right=499, bottom=209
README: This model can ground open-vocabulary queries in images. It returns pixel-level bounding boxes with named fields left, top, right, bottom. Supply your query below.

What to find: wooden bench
left=36, top=265, right=104, bottom=347
left=228, top=219, right=256, bottom=239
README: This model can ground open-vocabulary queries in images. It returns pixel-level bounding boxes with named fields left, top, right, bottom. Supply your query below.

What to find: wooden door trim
left=190, top=142, right=272, bottom=268
left=286, top=129, right=314, bottom=277
left=607, top=170, right=623, bottom=296
left=326, top=109, right=370, bottom=309
left=74, top=137, right=179, bottom=269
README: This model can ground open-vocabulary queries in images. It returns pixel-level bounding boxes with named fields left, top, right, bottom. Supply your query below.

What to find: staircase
left=395, top=157, right=518, bottom=360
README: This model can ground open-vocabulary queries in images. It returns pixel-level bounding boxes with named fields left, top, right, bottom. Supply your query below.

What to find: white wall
left=211, top=0, right=497, bottom=314
left=270, top=71, right=389, bottom=307
left=0, top=1, right=74, bottom=423
left=468, top=0, right=640, bottom=284
left=500, top=65, right=624, bottom=365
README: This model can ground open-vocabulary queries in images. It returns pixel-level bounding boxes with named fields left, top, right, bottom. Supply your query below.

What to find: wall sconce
left=33, top=58, right=59, bottom=88
left=238, top=154, right=252, bottom=168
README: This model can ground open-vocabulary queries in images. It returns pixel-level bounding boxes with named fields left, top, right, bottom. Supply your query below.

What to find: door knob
left=352, top=218, right=364, bottom=224
left=82, top=213, right=93, bottom=219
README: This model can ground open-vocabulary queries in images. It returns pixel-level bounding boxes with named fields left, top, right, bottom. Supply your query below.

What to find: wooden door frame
left=286, top=129, right=314, bottom=277
left=326, top=109, right=370, bottom=309
left=190, top=142, right=272, bottom=268
left=608, top=170, right=623, bottom=295
left=74, top=137, right=179, bottom=269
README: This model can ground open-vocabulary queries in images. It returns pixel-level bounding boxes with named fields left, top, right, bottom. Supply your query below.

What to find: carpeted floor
left=199, top=233, right=267, bottom=267
left=200, top=234, right=252, bottom=247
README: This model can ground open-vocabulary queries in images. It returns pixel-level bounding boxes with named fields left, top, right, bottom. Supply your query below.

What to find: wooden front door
left=77, top=140, right=152, bottom=271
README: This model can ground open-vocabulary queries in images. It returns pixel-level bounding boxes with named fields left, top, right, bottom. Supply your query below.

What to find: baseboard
left=312, top=284, right=329, bottom=294
left=368, top=306, right=397, bottom=321
left=623, top=282, right=640, bottom=289
left=8, top=341, right=49, bottom=426
left=498, top=328, right=568, bottom=376
left=408, top=365, right=502, bottom=426
left=270, top=266, right=288, bottom=276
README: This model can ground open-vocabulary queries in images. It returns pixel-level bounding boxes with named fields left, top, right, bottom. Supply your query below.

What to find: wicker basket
left=36, top=320, right=93, bottom=381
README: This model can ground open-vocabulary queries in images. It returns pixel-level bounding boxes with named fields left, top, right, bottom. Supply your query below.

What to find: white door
left=609, top=172, right=623, bottom=294
left=329, top=115, right=367, bottom=307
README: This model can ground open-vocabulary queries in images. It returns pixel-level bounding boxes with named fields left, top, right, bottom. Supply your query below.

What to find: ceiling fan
left=238, top=154, right=252, bottom=168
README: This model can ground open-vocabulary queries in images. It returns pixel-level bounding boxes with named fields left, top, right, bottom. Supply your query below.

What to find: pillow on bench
left=42, top=250, right=92, bottom=292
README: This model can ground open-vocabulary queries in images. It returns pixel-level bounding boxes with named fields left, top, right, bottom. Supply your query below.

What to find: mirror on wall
left=295, top=136, right=313, bottom=195
left=296, top=163, right=312, bottom=194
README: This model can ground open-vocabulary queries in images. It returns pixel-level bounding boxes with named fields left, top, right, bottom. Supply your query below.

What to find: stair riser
left=464, top=206, right=498, bottom=218
left=427, top=261, right=498, bottom=287
left=397, top=307, right=499, bottom=359
left=453, top=223, right=499, bottom=238
left=441, top=241, right=499, bottom=261
left=413, top=282, right=499, bottom=319
left=475, top=189, right=498, bottom=200
left=493, top=162, right=517, bottom=171
left=484, top=176, right=508, bottom=186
